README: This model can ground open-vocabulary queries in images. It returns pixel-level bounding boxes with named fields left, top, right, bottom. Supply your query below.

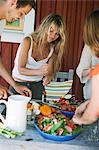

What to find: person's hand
left=14, top=84, right=32, bottom=98
left=72, top=114, right=82, bottom=125
left=43, top=76, right=52, bottom=86
left=40, top=64, right=49, bottom=76
left=72, top=100, right=89, bottom=125
left=0, top=86, right=7, bottom=99
left=74, top=100, right=89, bottom=116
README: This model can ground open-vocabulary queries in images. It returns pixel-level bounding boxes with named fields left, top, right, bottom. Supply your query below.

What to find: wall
left=0, top=0, right=99, bottom=100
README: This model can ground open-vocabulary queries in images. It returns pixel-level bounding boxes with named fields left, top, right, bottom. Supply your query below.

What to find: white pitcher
left=0, top=95, right=31, bottom=132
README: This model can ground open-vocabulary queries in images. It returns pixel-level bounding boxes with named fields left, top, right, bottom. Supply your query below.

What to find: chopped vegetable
left=36, top=104, right=82, bottom=136
left=36, top=111, right=82, bottom=136
left=50, top=120, right=64, bottom=134
left=0, top=124, right=23, bottom=138
left=40, top=105, right=52, bottom=116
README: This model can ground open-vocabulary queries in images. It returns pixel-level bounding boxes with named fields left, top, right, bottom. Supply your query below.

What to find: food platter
left=33, top=107, right=82, bottom=141
left=27, top=99, right=82, bottom=141
left=34, top=121, right=80, bottom=141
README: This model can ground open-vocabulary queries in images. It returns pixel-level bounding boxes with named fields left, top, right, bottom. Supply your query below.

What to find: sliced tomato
left=43, top=124, right=53, bottom=132
left=65, top=125, right=72, bottom=133
left=67, top=123, right=76, bottom=129
left=57, top=128, right=64, bottom=135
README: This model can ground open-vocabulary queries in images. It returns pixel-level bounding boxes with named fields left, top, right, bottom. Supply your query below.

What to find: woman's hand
left=75, top=100, right=89, bottom=115
left=0, top=86, right=7, bottom=99
left=72, top=100, right=89, bottom=125
left=40, top=64, right=49, bottom=76
left=43, top=76, right=52, bottom=86
left=72, top=114, right=83, bottom=125
left=14, top=84, right=32, bottom=98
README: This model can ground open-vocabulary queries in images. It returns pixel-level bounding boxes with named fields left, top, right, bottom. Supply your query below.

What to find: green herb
left=50, top=120, right=64, bottom=134
left=62, top=128, right=69, bottom=136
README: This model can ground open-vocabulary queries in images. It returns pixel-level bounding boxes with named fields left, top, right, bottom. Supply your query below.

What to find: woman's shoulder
left=24, top=34, right=32, bottom=41
left=19, top=36, right=32, bottom=52
left=24, top=34, right=37, bottom=44
left=22, top=35, right=35, bottom=46
left=83, top=44, right=92, bottom=54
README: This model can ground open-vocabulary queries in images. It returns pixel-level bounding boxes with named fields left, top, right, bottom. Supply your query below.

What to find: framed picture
left=1, top=8, right=35, bottom=43
left=5, top=19, right=24, bottom=31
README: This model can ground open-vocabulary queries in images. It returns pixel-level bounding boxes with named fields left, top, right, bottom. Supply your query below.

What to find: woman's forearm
left=76, top=45, right=92, bottom=83
left=80, top=75, right=99, bottom=124
left=77, top=101, right=98, bottom=125
left=18, top=67, right=42, bottom=76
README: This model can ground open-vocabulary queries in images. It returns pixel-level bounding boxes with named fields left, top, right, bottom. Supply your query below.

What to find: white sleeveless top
left=0, top=20, right=6, bottom=36
left=12, top=35, right=54, bottom=82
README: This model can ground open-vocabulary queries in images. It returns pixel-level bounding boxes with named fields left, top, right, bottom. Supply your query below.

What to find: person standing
left=0, top=0, right=36, bottom=99
left=76, top=9, right=99, bottom=100
left=10, top=13, right=66, bottom=101
left=73, top=9, right=99, bottom=125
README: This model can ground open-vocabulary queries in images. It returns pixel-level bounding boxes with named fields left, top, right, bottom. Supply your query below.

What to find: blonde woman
left=10, top=13, right=66, bottom=100
left=76, top=9, right=99, bottom=100
left=73, top=9, right=99, bottom=125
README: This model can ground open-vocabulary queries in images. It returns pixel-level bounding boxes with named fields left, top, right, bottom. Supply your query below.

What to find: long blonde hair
left=32, top=13, right=66, bottom=77
left=83, top=9, right=99, bottom=57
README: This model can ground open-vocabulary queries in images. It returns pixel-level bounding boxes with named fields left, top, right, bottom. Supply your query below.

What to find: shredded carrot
left=40, top=105, right=52, bottom=116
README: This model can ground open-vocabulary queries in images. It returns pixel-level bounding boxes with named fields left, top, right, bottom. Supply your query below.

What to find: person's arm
left=73, top=74, right=99, bottom=125
left=18, top=37, right=48, bottom=76
left=0, top=85, right=7, bottom=99
left=76, top=44, right=92, bottom=83
left=43, top=53, right=57, bottom=86
left=0, top=56, right=17, bottom=88
left=0, top=56, right=32, bottom=97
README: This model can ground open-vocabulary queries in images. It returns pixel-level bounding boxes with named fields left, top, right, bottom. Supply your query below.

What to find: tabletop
left=0, top=123, right=99, bottom=150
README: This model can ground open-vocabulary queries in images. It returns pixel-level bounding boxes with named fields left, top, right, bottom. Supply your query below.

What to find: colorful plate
left=34, top=122, right=80, bottom=141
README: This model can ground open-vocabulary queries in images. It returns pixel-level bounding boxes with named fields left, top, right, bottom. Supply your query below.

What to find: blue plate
left=60, top=110, right=75, bottom=118
left=34, top=122, right=80, bottom=141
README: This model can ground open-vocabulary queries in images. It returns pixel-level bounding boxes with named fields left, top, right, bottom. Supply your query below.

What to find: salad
left=36, top=105, right=82, bottom=136
left=49, top=96, right=82, bottom=112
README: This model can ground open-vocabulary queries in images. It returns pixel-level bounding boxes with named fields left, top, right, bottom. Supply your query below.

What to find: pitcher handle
left=0, top=100, right=7, bottom=124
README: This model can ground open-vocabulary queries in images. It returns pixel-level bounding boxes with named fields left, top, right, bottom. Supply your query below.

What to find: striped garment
left=43, top=80, right=73, bottom=102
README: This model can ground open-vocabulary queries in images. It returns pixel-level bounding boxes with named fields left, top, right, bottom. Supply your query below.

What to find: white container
left=0, top=95, right=31, bottom=132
